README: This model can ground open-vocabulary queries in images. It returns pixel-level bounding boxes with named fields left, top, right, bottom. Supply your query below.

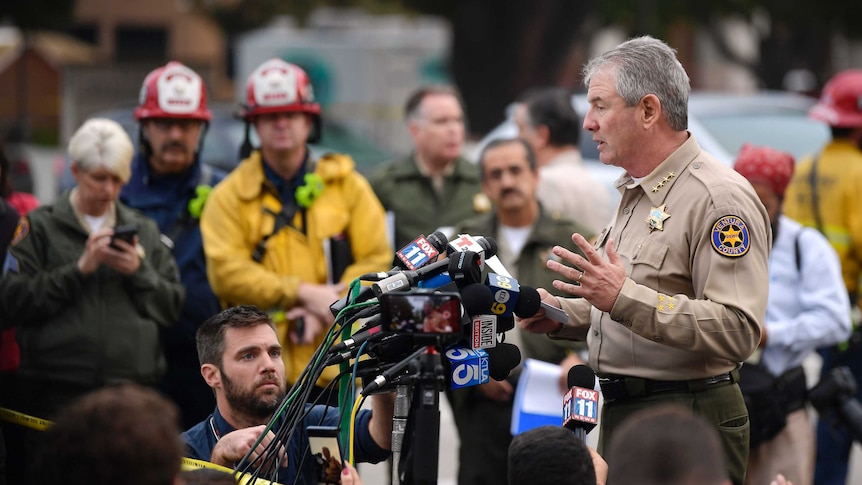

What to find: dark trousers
left=814, top=343, right=862, bottom=485
left=598, top=382, right=750, bottom=485
left=447, top=388, right=513, bottom=485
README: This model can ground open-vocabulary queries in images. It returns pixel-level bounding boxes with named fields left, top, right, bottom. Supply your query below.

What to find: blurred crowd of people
left=0, top=33, right=861, bottom=485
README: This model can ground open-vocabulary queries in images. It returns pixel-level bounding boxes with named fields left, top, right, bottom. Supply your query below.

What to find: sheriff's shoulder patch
left=10, top=217, right=29, bottom=246
left=710, top=215, right=750, bottom=257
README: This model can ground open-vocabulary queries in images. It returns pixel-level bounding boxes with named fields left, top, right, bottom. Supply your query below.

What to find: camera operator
left=733, top=144, right=851, bottom=485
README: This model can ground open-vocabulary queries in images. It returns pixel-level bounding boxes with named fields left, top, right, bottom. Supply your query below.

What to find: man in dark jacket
left=120, top=61, right=224, bottom=428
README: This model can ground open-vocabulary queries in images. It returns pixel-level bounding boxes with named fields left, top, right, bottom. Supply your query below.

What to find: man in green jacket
left=450, top=137, right=594, bottom=485
left=369, top=85, right=489, bottom=248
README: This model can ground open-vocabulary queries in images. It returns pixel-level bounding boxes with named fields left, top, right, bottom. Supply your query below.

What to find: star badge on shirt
left=646, top=205, right=671, bottom=232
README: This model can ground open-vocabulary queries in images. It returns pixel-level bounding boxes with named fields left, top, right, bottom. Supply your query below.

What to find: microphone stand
left=409, top=348, right=445, bottom=485
left=390, top=384, right=411, bottom=485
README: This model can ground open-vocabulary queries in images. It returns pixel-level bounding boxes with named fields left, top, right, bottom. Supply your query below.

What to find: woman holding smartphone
left=0, top=118, right=184, bottom=483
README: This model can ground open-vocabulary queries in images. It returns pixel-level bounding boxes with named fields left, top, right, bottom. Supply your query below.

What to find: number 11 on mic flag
left=563, top=387, right=599, bottom=441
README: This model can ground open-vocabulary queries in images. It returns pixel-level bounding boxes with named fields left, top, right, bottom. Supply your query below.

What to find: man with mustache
left=448, top=137, right=593, bottom=485
left=120, top=61, right=224, bottom=429
left=182, top=305, right=393, bottom=483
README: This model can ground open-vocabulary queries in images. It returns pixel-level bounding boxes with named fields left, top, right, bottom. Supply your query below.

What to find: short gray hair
left=582, top=36, right=690, bottom=131
left=68, top=118, right=133, bottom=183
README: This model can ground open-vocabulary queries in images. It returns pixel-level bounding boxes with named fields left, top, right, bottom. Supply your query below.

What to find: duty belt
left=599, top=371, right=737, bottom=403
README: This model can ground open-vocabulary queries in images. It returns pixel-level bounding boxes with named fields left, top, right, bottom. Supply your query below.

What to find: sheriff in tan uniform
left=553, top=135, right=770, bottom=379
left=519, top=36, right=770, bottom=485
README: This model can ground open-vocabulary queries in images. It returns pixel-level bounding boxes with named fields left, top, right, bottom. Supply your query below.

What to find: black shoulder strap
left=808, top=155, right=825, bottom=234
left=251, top=156, right=318, bottom=263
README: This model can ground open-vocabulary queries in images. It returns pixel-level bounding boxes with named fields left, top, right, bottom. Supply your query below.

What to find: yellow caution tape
left=0, top=407, right=52, bottom=431
left=181, top=458, right=284, bottom=485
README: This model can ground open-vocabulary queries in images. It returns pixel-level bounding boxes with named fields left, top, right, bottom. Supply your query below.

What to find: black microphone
left=485, top=342, right=521, bottom=381
left=563, top=365, right=599, bottom=442
left=371, top=258, right=451, bottom=295
left=372, top=249, right=485, bottom=296
left=363, top=346, right=428, bottom=394
left=448, top=250, right=484, bottom=289
left=441, top=341, right=521, bottom=389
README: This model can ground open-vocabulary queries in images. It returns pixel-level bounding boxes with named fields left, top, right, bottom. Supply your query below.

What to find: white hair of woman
left=68, top=118, right=133, bottom=183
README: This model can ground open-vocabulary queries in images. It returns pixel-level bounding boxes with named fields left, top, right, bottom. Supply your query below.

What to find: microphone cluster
left=243, top=230, right=543, bottom=483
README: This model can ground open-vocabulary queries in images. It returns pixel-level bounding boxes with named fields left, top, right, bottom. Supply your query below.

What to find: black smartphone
left=379, top=291, right=462, bottom=334
left=110, top=224, right=139, bottom=249
left=307, top=426, right=344, bottom=484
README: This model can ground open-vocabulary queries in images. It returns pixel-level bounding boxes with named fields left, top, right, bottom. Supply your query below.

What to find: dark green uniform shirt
left=369, top=154, right=485, bottom=249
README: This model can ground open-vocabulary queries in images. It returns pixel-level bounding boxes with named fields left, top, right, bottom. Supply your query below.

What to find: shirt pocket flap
left=632, top=239, right=669, bottom=269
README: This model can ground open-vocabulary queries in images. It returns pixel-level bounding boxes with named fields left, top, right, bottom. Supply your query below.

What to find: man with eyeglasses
left=120, top=61, right=224, bottom=429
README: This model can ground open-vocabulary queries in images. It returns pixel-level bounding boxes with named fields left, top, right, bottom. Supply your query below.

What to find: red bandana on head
left=733, top=143, right=795, bottom=197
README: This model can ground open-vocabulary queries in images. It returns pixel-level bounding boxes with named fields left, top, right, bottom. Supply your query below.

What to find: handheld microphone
left=563, top=365, right=599, bottom=442
left=329, top=315, right=383, bottom=353
left=447, top=234, right=498, bottom=258
left=484, top=342, right=521, bottom=381
left=371, top=257, right=452, bottom=295
left=393, top=231, right=448, bottom=271
left=485, top=274, right=542, bottom=319
left=361, top=231, right=449, bottom=281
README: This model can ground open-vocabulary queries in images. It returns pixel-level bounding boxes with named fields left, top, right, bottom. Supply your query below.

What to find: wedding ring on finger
left=577, top=270, right=585, bottom=283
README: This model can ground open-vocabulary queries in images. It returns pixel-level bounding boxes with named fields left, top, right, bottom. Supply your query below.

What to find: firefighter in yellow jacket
left=200, top=59, right=391, bottom=400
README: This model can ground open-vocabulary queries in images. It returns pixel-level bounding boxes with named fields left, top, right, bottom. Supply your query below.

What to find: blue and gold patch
left=710, top=215, right=750, bottom=257
left=10, top=217, right=29, bottom=247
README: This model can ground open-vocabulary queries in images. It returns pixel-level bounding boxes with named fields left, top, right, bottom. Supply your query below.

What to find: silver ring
left=577, top=270, right=584, bottom=283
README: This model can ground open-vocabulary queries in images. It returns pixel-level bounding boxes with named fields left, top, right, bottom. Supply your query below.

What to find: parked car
left=59, top=102, right=392, bottom=191
left=476, top=91, right=831, bottom=205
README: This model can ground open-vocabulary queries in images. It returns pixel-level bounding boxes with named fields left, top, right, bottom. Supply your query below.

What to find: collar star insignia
left=651, top=171, right=676, bottom=193
left=646, top=204, right=671, bottom=231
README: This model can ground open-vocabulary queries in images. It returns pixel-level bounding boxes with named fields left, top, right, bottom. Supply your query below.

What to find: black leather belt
left=599, top=371, right=737, bottom=403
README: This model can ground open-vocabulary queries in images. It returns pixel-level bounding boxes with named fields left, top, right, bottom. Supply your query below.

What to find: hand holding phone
left=307, top=426, right=344, bottom=484
left=110, top=224, right=139, bottom=250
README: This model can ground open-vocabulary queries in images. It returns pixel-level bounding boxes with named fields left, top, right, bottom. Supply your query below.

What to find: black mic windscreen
left=567, top=364, right=597, bottom=390
left=486, top=343, right=521, bottom=381
left=449, top=251, right=483, bottom=287
left=426, top=230, right=449, bottom=252
left=460, top=283, right=493, bottom=317
left=514, top=286, right=542, bottom=318
left=481, top=236, right=498, bottom=258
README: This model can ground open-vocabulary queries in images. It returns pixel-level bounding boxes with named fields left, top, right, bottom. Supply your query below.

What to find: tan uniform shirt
left=552, top=135, right=770, bottom=380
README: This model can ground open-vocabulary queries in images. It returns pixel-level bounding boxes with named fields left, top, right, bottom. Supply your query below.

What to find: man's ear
left=407, top=119, right=421, bottom=142
left=201, top=363, right=221, bottom=389
left=640, top=94, right=661, bottom=129
left=535, top=124, right=551, bottom=149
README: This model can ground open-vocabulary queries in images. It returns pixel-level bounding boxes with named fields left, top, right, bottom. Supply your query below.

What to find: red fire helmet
left=134, top=61, right=212, bottom=122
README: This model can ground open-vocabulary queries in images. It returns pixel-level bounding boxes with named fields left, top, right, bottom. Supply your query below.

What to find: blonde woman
left=0, top=118, right=184, bottom=483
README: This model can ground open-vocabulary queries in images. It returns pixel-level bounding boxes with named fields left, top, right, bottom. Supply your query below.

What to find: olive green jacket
left=369, top=154, right=486, bottom=249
